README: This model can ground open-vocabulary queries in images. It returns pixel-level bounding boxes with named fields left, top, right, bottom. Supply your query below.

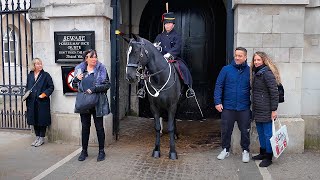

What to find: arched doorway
left=139, top=0, right=226, bottom=119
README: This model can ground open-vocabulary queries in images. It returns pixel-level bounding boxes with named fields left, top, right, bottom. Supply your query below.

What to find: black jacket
left=252, top=66, right=279, bottom=122
left=26, top=70, right=54, bottom=126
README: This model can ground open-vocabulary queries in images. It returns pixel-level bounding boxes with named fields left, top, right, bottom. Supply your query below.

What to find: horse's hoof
left=152, top=150, right=161, bottom=158
left=160, top=133, right=163, bottom=137
left=169, top=152, right=178, bottom=160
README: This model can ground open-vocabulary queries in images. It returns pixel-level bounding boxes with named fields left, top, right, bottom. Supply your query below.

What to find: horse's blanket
left=168, top=58, right=193, bottom=87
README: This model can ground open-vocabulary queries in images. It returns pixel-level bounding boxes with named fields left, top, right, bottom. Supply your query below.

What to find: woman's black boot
left=252, top=148, right=266, bottom=160
left=78, top=150, right=88, bottom=161
left=259, top=153, right=273, bottom=167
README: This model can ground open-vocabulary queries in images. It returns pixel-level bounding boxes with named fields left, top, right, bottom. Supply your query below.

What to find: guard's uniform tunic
left=155, top=29, right=193, bottom=87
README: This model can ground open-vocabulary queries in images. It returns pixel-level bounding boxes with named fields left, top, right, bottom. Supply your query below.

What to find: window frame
left=3, top=26, right=19, bottom=66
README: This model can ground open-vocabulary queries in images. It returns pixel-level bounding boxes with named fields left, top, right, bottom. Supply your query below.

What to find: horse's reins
left=127, top=39, right=175, bottom=97
left=144, top=61, right=174, bottom=97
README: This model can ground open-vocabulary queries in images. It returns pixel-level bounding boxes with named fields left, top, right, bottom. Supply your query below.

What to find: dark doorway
left=139, top=0, right=226, bottom=119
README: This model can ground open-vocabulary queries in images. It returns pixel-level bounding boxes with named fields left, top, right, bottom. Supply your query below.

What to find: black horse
left=125, top=35, right=182, bottom=160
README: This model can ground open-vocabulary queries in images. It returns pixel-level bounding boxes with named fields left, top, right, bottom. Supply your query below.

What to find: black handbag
left=74, top=81, right=99, bottom=112
left=278, top=83, right=284, bottom=103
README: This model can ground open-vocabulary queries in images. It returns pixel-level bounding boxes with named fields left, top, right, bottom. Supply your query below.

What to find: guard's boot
left=252, top=148, right=266, bottom=160
left=186, top=88, right=195, bottom=98
left=259, top=153, right=273, bottom=167
left=137, top=88, right=146, bottom=98
left=78, top=150, right=88, bottom=161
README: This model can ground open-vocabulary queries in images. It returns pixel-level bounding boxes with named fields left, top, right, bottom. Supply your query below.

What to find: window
left=3, top=26, right=18, bottom=66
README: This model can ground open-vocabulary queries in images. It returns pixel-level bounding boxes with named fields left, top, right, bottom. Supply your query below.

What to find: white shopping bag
left=269, top=119, right=289, bottom=158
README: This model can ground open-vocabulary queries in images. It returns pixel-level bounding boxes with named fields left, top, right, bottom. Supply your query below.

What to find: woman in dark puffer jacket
left=250, top=51, right=281, bottom=167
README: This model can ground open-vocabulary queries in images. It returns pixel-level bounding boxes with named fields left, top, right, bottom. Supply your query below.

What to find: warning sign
left=61, top=66, right=78, bottom=95
left=66, top=69, right=77, bottom=92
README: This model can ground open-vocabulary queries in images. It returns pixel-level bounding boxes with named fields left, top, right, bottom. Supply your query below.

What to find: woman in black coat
left=26, top=58, right=54, bottom=147
left=72, top=49, right=110, bottom=162
left=250, top=52, right=281, bottom=167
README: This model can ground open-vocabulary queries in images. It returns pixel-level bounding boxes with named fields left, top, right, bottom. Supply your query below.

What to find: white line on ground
left=255, top=160, right=273, bottom=180
left=31, top=147, right=82, bottom=180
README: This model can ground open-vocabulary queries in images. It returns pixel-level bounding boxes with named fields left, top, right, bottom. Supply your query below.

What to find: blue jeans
left=256, top=122, right=273, bottom=153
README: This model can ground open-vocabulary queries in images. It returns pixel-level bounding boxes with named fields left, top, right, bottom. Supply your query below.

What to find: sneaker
left=31, top=136, right=40, bottom=146
left=217, top=148, right=229, bottom=160
left=34, top=137, right=44, bottom=147
left=242, top=150, right=250, bottom=163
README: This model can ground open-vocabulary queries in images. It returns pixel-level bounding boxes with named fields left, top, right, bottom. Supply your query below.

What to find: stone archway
left=138, top=0, right=227, bottom=119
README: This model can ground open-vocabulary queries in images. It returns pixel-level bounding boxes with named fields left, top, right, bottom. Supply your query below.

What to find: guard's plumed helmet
left=163, top=12, right=175, bottom=24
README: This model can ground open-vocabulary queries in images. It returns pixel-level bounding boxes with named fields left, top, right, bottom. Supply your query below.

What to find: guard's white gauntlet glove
left=164, top=53, right=171, bottom=58
left=153, top=42, right=162, bottom=52
left=164, top=53, right=174, bottom=60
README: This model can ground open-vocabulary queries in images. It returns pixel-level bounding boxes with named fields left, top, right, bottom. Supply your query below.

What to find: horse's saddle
left=168, top=60, right=184, bottom=81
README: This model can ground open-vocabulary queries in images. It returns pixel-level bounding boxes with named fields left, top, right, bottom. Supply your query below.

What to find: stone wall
left=234, top=4, right=306, bottom=117
left=231, top=0, right=320, bottom=153
left=302, top=4, right=320, bottom=115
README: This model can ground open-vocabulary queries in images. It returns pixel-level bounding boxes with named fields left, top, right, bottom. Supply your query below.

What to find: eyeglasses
left=86, top=55, right=97, bottom=59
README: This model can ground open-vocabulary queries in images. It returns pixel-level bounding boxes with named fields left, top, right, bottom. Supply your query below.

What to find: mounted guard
left=137, top=12, right=195, bottom=98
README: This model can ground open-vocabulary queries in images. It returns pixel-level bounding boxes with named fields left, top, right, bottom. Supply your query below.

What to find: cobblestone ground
left=43, top=117, right=262, bottom=180
left=3, top=117, right=320, bottom=180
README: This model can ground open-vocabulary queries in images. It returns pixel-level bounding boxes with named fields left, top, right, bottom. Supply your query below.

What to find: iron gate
left=0, top=0, right=32, bottom=129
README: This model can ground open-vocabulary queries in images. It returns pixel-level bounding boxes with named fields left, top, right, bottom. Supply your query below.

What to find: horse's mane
left=137, top=37, right=164, bottom=58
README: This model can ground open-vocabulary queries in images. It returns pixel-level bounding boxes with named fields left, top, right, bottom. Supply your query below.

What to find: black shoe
left=137, top=88, right=145, bottom=98
left=259, top=153, right=273, bottom=167
left=78, top=150, right=88, bottom=161
left=252, top=148, right=266, bottom=160
left=186, top=88, right=195, bottom=98
left=97, top=149, right=106, bottom=162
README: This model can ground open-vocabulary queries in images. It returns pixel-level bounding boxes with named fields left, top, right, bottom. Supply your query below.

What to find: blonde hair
left=250, top=52, right=281, bottom=85
left=30, top=58, right=43, bottom=71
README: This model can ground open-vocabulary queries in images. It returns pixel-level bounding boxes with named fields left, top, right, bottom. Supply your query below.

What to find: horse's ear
left=131, top=34, right=140, bottom=41
left=115, top=30, right=130, bottom=43
left=122, top=36, right=130, bottom=43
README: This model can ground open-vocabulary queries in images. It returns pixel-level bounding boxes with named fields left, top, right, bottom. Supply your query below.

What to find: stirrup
left=137, top=88, right=146, bottom=98
left=186, top=88, right=195, bottom=98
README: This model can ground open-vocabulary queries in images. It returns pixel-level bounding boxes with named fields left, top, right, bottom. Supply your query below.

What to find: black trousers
left=80, top=109, right=105, bottom=151
left=34, top=125, right=47, bottom=137
left=221, top=109, right=251, bottom=152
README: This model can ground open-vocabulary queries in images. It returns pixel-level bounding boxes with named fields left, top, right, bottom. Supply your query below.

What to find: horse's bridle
left=126, top=39, right=168, bottom=80
left=126, top=39, right=148, bottom=66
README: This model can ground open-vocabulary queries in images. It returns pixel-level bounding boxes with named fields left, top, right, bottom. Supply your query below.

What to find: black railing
left=0, top=109, right=28, bottom=129
left=0, top=0, right=31, bottom=129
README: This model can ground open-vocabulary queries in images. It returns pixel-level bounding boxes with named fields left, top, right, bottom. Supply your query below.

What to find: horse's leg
left=168, top=108, right=178, bottom=160
left=160, top=117, right=163, bottom=136
left=150, top=105, right=161, bottom=158
left=174, top=118, right=179, bottom=140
